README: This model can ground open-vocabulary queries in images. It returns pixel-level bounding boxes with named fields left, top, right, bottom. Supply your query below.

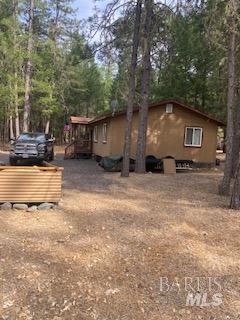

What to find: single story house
left=65, top=99, right=224, bottom=167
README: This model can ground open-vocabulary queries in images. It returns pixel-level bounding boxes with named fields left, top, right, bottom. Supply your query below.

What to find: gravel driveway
left=0, top=151, right=239, bottom=319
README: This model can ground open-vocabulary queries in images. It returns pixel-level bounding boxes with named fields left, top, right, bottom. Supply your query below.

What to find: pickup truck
left=9, top=132, right=54, bottom=165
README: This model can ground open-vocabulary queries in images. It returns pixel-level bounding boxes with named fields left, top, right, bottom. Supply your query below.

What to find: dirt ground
left=0, top=151, right=239, bottom=320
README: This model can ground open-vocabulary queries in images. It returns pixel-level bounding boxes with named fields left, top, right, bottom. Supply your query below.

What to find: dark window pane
left=186, top=128, right=193, bottom=145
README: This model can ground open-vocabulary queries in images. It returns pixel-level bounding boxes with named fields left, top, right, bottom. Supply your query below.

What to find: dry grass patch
left=0, top=153, right=239, bottom=319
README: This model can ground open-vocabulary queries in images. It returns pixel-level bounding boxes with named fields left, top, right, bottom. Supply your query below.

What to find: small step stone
left=27, top=205, right=38, bottom=212
left=13, top=203, right=28, bottom=211
left=0, top=202, right=12, bottom=210
left=38, top=203, right=54, bottom=210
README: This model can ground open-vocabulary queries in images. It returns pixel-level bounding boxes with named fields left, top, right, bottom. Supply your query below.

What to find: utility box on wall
left=163, top=158, right=176, bottom=174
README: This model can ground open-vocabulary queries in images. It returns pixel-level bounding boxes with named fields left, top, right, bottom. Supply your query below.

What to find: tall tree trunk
left=121, top=0, right=142, bottom=177
left=9, top=115, right=14, bottom=140
left=231, top=100, right=240, bottom=177
left=219, top=6, right=237, bottom=195
left=13, top=0, right=20, bottom=137
left=135, top=0, right=153, bottom=173
left=45, top=119, right=50, bottom=134
left=230, top=159, right=240, bottom=209
left=14, top=72, right=20, bottom=137
left=53, top=0, right=60, bottom=65
left=4, top=114, right=9, bottom=145
left=86, top=102, right=89, bottom=118
left=23, top=0, right=35, bottom=132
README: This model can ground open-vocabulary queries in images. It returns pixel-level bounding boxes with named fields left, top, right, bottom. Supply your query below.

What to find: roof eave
left=88, top=99, right=225, bottom=126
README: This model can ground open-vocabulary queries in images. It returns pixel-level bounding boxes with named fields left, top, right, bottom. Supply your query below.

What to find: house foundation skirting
left=192, top=162, right=216, bottom=169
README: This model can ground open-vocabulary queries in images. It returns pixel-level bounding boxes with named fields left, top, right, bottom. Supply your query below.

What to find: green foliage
left=0, top=0, right=112, bottom=139
left=64, top=33, right=112, bottom=117
left=97, top=0, right=232, bottom=121
left=0, top=0, right=236, bottom=141
left=151, top=9, right=225, bottom=115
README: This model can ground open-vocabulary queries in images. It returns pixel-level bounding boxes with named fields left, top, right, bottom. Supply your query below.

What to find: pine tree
left=219, top=0, right=238, bottom=196
left=23, top=0, right=35, bottom=132
left=135, top=0, right=154, bottom=173
left=121, top=0, right=142, bottom=177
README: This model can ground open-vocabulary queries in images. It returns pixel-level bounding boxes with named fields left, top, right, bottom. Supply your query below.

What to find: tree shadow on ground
left=0, top=157, right=239, bottom=319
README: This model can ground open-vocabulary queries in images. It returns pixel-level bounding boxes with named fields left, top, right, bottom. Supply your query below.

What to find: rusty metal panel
left=0, top=164, right=63, bottom=203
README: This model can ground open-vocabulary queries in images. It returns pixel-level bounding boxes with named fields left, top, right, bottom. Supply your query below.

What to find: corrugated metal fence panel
left=0, top=166, right=63, bottom=203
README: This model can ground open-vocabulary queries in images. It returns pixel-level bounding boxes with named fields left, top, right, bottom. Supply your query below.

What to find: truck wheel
left=9, top=158, right=17, bottom=166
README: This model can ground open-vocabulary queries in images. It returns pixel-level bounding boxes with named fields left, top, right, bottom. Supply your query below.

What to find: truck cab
left=9, top=132, right=54, bottom=165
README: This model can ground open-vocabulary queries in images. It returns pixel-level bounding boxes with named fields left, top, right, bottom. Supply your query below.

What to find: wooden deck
left=65, top=140, right=92, bottom=159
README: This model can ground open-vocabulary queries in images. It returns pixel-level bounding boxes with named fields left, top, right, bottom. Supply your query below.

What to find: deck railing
left=65, top=139, right=92, bottom=159
left=65, top=141, right=75, bottom=159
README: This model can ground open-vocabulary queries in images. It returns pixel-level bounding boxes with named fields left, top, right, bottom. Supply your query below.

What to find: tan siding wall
left=144, top=105, right=218, bottom=163
left=110, top=116, right=126, bottom=156
left=92, top=120, right=112, bottom=157
left=93, top=103, right=218, bottom=163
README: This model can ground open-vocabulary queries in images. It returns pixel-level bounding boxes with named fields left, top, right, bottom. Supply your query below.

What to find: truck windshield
left=17, top=133, right=46, bottom=142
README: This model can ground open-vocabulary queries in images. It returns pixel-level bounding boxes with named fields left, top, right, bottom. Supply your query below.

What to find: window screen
left=185, top=127, right=202, bottom=147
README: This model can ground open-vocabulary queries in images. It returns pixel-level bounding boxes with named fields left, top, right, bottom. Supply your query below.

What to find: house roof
left=70, top=116, right=93, bottom=125
left=89, top=99, right=225, bottom=126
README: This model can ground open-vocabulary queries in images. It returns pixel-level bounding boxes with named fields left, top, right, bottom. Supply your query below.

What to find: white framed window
left=166, top=103, right=173, bottom=113
left=102, top=123, right=107, bottom=143
left=93, top=126, right=98, bottom=142
left=184, top=127, right=203, bottom=147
